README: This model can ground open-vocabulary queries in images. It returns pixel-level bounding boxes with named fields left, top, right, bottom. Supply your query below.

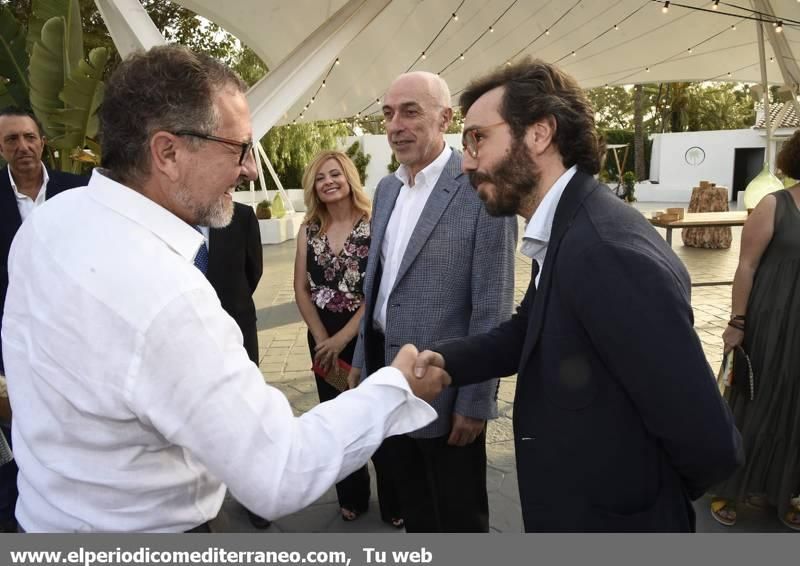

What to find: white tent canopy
left=96, top=0, right=799, bottom=139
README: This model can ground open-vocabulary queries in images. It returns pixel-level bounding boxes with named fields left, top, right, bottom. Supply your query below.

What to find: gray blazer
left=353, top=149, right=517, bottom=438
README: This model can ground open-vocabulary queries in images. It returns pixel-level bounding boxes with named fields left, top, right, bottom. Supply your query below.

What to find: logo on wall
left=685, top=146, right=706, bottom=166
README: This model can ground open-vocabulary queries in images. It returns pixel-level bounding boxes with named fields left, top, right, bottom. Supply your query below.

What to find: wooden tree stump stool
left=681, top=181, right=732, bottom=248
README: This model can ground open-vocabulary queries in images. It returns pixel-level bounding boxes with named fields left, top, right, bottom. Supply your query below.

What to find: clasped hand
left=347, top=345, right=451, bottom=403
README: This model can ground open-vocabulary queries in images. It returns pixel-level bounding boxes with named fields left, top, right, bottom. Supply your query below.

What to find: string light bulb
left=646, top=67, right=650, bottom=72
left=712, top=0, right=719, bottom=9
left=310, top=97, right=315, bottom=104
left=731, top=24, right=736, bottom=30
left=662, top=1, right=670, bottom=13
left=489, top=26, right=494, bottom=33
left=335, top=58, right=340, bottom=65
left=571, top=51, right=576, bottom=57
left=421, top=51, right=427, bottom=60
left=776, top=21, right=783, bottom=33
left=460, top=53, right=465, bottom=60
left=614, top=24, right=619, bottom=31
left=322, top=80, right=326, bottom=88
left=687, top=47, right=693, bottom=53
left=545, top=29, right=550, bottom=35
left=452, top=12, right=458, bottom=21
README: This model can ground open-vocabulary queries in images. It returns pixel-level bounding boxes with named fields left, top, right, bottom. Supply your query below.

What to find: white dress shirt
left=2, top=170, right=435, bottom=533
left=8, top=163, right=49, bottom=221
left=373, top=145, right=452, bottom=331
left=520, top=165, right=577, bottom=287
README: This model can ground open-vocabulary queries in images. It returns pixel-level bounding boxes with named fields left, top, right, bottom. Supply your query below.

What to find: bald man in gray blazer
left=349, top=72, right=516, bottom=532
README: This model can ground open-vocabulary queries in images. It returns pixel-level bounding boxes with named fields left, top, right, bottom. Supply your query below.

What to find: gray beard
left=174, top=184, right=234, bottom=228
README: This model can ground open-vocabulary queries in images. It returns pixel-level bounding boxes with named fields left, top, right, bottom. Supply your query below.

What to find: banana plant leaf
left=0, top=6, right=30, bottom=109
left=29, top=17, right=69, bottom=136
left=26, top=0, right=83, bottom=72
left=49, top=47, right=107, bottom=151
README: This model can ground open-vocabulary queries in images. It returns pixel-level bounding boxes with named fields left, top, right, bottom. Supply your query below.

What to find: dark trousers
left=365, top=330, right=404, bottom=522
left=392, top=430, right=490, bottom=532
left=366, top=328, right=489, bottom=531
left=314, top=375, right=371, bottom=512
left=0, top=424, right=17, bottom=529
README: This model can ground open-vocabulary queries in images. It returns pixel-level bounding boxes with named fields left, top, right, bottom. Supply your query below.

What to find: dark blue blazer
left=437, top=171, right=743, bottom=532
left=0, top=166, right=87, bottom=371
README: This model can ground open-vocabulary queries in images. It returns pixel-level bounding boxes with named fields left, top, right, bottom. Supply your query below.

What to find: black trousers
left=314, top=375, right=371, bottom=512
left=365, top=329, right=489, bottom=531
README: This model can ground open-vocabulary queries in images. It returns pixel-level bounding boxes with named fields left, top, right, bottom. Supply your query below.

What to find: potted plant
left=621, top=171, right=637, bottom=203
left=256, top=199, right=271, bottom=219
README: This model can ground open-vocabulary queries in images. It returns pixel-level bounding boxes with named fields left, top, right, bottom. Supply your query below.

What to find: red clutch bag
left=312, top=358, right=352, bottom=393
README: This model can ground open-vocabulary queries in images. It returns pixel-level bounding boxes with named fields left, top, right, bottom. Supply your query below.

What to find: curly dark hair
left=776, top=129, right=800, bottom=181
left=99, top=45, right=246, bottom=186
left=459, top=57, right=603, bottom=175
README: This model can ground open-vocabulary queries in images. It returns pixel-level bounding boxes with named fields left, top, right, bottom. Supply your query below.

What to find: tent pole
left=757, top=21, right=772, bottom=170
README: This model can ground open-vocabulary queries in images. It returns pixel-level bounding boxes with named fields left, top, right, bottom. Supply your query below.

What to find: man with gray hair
left=348, top=72, right=517, bottom=532
left=1, top=45, right=449, bottom=533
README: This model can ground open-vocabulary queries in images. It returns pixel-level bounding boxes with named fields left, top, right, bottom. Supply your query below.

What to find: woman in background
left=712, top=130, right=800, bottom=531
left=293, top=151, right=374, bottom=522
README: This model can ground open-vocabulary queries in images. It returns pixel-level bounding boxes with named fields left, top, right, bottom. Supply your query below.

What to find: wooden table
left=648, top=211, right=748, bottom=245
left=648, top=211, right=748, bottom=287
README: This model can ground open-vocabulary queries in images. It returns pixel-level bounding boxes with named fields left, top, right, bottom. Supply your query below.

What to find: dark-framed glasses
left=173, top=130, right=253, bottom=165
left=462, top=121, right=507, bottom=159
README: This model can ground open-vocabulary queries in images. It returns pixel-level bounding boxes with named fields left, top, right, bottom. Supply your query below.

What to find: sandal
left=710, top=497, right=737, bottom=527
left=782, top=503, right=800, bottom=532
left=340, top=507, right=364, bottom=522
left=382, top=517, right=404, bottom=529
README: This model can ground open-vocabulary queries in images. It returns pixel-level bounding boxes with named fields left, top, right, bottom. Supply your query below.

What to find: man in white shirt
left=348, top=72, right=517, bottom=532
left=0, top=45, right=449, bottom=533
left=0, top=107, right=87, bottom=532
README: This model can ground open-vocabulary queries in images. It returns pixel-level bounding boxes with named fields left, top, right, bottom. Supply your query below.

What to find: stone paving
left=220, top=205, right=793, bottom=533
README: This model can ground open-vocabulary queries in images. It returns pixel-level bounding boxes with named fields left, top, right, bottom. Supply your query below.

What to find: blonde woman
left=294, top=150, right=374, bottom=522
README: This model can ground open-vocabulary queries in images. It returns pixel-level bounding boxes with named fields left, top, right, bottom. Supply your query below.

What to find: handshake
left=346, top=346, right=449, bottom=402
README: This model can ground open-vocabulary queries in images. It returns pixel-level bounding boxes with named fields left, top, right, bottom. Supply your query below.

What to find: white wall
left=648, top=129, right=769, bottom=201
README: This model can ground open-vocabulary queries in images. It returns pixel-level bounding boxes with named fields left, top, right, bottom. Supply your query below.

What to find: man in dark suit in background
left=0, top=107, right=87, bottom=531
left=415, top=58, right=743, bottom=532
left=200, top=200, right=270, bottom=529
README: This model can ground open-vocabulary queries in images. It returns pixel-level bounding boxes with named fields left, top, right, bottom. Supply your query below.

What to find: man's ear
left=150, top=131, right=181, bottom=182
left=440, top=107, right=454, bottom=132
left=524, top=116, right=556, bottom=156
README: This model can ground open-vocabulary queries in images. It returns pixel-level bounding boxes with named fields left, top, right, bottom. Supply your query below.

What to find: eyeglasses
left=461, top=121, right=507, bottom=159
left=173, top=130, right=253, bottom=165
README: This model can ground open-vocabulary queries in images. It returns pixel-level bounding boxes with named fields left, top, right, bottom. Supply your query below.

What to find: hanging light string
left=608, top=17, right=747, bottom=84
left=717, top=1, right=800, bottom=27
left=405, top=0, right=466, bottom=73
left=505, top=0, right=583, bottom=63
left=351, top=0, right=466, bottom=120
left=437, top=0, right=520, bottom=76
left=648, top=0, right=799, bottom=29
left=290, top=57, right=342, bottom=124
left=554, top=0, right=651, bottom=64
left=562, top=5, right=695, bottom=70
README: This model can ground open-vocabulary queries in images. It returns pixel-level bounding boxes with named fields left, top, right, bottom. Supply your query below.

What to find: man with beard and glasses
left=413, top=58, right=743, bottom=532
left=346, top=71, right=516, bottom=533
left=0, top=46, right=451, bottom=533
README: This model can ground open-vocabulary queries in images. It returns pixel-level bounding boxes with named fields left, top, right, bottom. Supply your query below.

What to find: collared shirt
left=520, top=165, right=577, bottom=287
left=8, top=163, right=49, bottom=221
left=2, top=169, right=435, bottom=532
left=373, top=145, right=452, bottom=331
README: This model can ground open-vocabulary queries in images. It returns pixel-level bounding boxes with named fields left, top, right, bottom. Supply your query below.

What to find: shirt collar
left=523, top=165, right=578, bottom=245
left=8, top=162, right=49, bottom=200
left=85, top=169, right=204, bottom=262
left=394, top=144, right=452, bottom=188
